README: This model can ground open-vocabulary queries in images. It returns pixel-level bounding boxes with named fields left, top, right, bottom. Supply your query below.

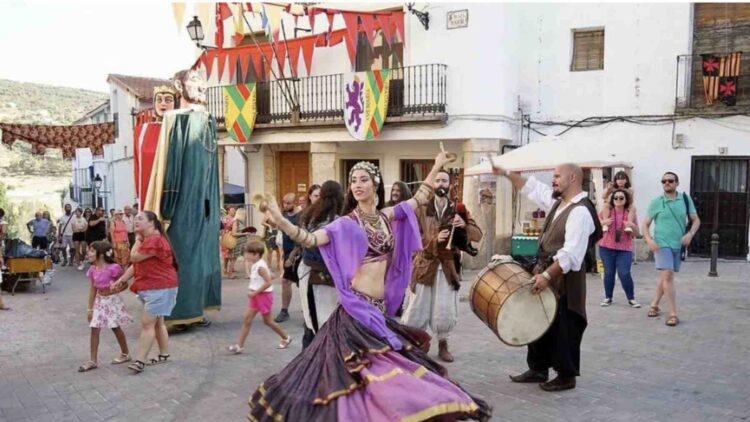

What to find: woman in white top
left=71, top=208, right=89, bottom=270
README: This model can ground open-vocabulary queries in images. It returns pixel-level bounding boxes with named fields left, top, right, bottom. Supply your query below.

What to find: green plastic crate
left=511, top=236, right=539, bottom=257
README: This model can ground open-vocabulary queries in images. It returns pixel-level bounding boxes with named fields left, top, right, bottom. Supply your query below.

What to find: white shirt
left=71, top=216, right=88, bottom=233
left=521, top=176, right=595, bottom=274
left=122, top=215, right=135, bottom=233
left=247, top=259, right=272, bottom=292
left=57, top=214, right=75, bottom=236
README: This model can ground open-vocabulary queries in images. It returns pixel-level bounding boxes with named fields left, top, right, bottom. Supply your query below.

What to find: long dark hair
left=613, top=171, right=631, bottom=189
left=343, top=166, right=386, bottom=215
left=300, top=180, right=344, bottom=228
left=387, top=181, right=413, bottom=206
left=608, top=188, right=632, bottom=211
left=141, top=211, right=179, bottom=271
left=306, top=184, right=321, bottom=208
left=89, top=240, right=116, bottom=265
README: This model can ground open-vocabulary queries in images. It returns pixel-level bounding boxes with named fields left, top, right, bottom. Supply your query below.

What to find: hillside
left=0, top=78, right=107, bottom=125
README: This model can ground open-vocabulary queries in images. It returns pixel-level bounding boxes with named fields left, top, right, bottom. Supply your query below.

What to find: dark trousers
left=302, top=277, right=320, bottom=350
left=32, top=236, right=48, bottom=250
left=527, top=296, right=587, bottom=378
left=127, top=232, right=136, bottom=247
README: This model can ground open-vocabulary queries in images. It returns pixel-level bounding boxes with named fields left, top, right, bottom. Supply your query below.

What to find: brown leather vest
left=534, top=200, right=595, bottom=320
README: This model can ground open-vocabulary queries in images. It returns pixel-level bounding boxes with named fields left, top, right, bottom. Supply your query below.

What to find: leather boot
left=438, top=340, right=454, bottom=362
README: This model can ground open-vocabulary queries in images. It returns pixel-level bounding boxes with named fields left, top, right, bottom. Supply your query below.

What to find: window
left=113, top=112, right=119, bottom=137
left=400, top=159, right=433, bottom=185
left=571, top=28, right=604, bottom=71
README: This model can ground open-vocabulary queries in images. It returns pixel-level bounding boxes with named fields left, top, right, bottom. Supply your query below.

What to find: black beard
left=552, top=190, right=562, bottom=199
left=435, top=187, right=449, bottom=197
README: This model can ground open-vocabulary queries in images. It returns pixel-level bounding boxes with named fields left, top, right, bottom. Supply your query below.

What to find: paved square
left=1, top=260, right=749, bottom=421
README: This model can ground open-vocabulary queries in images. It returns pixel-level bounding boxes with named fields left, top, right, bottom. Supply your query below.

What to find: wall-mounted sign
left=447, top=10, right=469, bottom=30
left=297, top=183, right=307, bottom=192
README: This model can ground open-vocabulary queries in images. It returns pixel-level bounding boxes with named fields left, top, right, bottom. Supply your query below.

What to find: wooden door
left=690, top=156, right=750, bottom=258
left=278, top=152, right=310, bottom=203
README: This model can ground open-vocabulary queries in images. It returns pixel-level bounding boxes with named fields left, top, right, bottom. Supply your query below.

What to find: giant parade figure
left=143, top=69, right=222, bottom=327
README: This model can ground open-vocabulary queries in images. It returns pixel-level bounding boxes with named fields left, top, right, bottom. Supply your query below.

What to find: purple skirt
left=248, top=305, right=491, bottom=421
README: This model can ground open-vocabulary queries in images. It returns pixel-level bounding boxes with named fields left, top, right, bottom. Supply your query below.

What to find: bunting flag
left=172, top=3, right=186, bottom=33
left=232, top=3, right=245, bottom=45
left=224, top=83, right=257, bottom=143
left=343, top=69, right=391, bottom=140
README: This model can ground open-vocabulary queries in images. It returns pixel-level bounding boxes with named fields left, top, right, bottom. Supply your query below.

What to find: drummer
left=492, top=162, right=602, bottom=391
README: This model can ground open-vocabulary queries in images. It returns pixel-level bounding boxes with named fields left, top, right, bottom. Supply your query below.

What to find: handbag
left=221, top=231, right=237, bottom=250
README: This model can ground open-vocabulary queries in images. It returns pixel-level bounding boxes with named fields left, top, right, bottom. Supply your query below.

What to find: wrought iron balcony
left=207, top=63, right=447, bottom=129
left=675, top=53, right=750, bottom=112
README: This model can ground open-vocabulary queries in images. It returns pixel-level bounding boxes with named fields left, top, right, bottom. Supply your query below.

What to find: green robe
left=161, top=110, right=222, bottom=323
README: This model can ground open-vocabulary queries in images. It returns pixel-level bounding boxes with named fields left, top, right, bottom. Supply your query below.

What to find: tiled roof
left=107, top=74, right=172, bottom=101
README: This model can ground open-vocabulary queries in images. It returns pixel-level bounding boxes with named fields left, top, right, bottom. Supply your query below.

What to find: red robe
left=133, top=123, right=161, bottom=208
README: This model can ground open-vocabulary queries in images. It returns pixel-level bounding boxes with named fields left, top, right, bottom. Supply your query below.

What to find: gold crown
left=153, top=85, right=178, bottom=97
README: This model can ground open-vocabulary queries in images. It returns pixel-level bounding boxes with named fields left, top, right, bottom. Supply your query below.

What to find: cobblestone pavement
left=1, top=260, right=749, bottom=422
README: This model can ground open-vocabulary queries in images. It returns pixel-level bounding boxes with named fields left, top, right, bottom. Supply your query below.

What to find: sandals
left=228, top=344, right=244, bottom=354
left=111, top=354, right=131, bottom=365
left=128, top=360, right=146, bottom=373
left=666, top=316, right=680, bottom=327
left=647, top=306, right=661, bottom=317
left=147, top=354, right=170, bottom=366
left=277, top=337, right=293, bottom=349
left=78, top=361, right=98, bottom=372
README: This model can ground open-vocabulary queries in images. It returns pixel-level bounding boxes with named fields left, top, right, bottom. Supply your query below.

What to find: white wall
left=100, top=83, right=139, bottom=209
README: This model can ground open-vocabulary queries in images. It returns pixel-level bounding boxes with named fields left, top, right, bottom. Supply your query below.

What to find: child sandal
left=78, top=361, right=98, bottom=372
left=111, top=354, right=131, bottom=365
left=128, top=360, right=146, bottom=373
left=277, top=337, right=292, bottom=349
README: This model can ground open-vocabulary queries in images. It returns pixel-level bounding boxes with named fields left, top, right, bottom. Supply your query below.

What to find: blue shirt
left=28, top=218, right=51, bottom=237
left=646, top=191, right=697, bottom=250
left=282, top=212, right=300, bottom=256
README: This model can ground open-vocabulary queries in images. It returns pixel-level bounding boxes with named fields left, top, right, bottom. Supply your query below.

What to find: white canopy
left=465, top=136, right=633, bottom=175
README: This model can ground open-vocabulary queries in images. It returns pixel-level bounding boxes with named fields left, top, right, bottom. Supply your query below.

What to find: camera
left=614, top=229, right=622, bottom=243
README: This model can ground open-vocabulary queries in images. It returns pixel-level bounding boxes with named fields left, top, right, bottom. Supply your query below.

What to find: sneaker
left=600, top=298, right=613, bottom=307
left=274, top=309, right=289, bottom=323
left=628, top=299, right=642, bottom=308
left=78, top=264, right=84, bottom=271
left=228, top=344, right=244, bottom=354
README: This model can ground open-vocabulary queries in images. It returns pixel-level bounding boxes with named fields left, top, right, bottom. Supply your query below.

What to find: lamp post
left=93, top=174, right=102, bottom=208
left=187, top=16, right=206, bottom=49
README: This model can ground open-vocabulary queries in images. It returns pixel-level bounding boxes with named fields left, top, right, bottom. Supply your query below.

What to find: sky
left=0, top=1, right=199, bottom=92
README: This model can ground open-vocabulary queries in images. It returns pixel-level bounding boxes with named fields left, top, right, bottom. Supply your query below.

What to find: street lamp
left=187, top=16, right=205, bottom=48
left=93, top=174, right=102, bottom=208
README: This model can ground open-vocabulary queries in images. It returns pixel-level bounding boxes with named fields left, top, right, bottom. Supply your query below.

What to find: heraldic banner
left=343, top=69, right=391, bottom=140
left=224, top=83, right=257, bottom=143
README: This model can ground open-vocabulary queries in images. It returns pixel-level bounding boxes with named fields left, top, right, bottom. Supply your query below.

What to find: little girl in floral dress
left=78, top=241, right=133, bottom=372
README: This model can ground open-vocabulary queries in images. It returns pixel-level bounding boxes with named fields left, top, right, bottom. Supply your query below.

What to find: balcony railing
left=207, top=63, right=447, bottom=128
left=675, top=53, right=750, bottom=111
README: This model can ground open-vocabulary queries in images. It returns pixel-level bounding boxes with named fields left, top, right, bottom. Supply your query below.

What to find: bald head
left=552, top=163, right=584, bottom=199
left=282, top=193, right=297, bottom=213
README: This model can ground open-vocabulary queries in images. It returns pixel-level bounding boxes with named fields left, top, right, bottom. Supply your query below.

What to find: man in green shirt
left=642, top=172, right=700, bottom=327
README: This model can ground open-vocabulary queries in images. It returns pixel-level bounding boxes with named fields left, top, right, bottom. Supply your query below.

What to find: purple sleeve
left=384, top=202, right=423, bottom=316
left=320, top=217, right=404, bottom=350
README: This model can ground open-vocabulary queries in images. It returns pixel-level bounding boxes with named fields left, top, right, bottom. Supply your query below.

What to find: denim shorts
left=137, top=287, right=178, bottom=316
left=655, top=247, right=682, bottom=272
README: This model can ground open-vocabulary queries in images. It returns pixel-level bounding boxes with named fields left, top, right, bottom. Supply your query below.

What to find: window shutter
left=572, top=29, right=605, bottom=71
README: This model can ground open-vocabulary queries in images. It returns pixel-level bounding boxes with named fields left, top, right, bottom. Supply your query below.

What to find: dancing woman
left=249, top=153, right=490, bottom=421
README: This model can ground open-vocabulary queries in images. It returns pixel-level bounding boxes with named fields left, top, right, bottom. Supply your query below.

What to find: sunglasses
left=613, top=196, right=626, bottom=200
left=661, top=179, right=676, bottom=184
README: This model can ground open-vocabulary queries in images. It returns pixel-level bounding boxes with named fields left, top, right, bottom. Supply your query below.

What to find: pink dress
left=87, top=264, right=133, bottom=329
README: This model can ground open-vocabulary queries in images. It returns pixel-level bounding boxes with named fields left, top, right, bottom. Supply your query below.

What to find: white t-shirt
left=57, top=214, right=75, bottom=236
left=247, top=259, right=272, bottom=292
left=71, top=216, right=88, bottom=233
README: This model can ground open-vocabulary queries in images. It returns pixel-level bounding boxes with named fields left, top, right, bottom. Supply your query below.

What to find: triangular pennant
left=218, top=2, right=233, bottom=20
left=377, top=15, right=393, bottom=46
left=204, top=50, right=216, bottom=79
left=301, top=37, right=317, bottom=76
left=328, top=29, right=345, bottom=46
left=275, top=42, right=287, bottom=74
left=308, top=7, right=316, bottom=32
left=326, top=10, right=336, bottom=37
left=215, top=3, right=225, bottom=48
left=238, top=51, right=248, bottom=82
left=251, top=53, right=263, bottom=80
left=196, top=3, right=212, bottom=35
left=217, top=50, right=228, bottom=81
left=342, top=12, right=360, bottom=56
left=263, top=4, right=284, bottom=38
left=287, top=38, right=302, bottom=76
left=172, top=3, right=186, bottom=33
left=245, top=2, right=253, bottom=13
left=228, top=51, right=238, bottom=82
left=344, top=30, right=356, bottom=67
left=360, top=14, right=377, bottom=50
left=392, top=11, right=405, bottom=43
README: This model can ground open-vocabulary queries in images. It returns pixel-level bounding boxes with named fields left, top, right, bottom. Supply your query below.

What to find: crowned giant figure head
left=152, top=85, right=178, bottom=120
left=173, top=69, right=208, bottom=110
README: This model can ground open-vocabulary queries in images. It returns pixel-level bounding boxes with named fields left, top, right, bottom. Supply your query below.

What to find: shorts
left=137, top=287, right=178, bottom=316
left=32, top=236, right=48, bottom=250
left=655, top=247, right=682, bottom=272
left=72, top=232, right=86, bottom=242
left=249, top=291, right=274, bottom=314
left=62, top=235, right=73, bottom=248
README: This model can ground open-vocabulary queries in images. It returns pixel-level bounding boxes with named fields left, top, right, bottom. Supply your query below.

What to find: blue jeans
left=599, top=246, right=635, bottom=300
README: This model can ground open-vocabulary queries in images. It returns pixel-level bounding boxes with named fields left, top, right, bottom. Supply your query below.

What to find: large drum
left=469, top=257, right=557, bottom=346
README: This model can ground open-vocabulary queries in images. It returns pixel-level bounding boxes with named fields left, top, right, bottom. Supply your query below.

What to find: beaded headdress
left=349, top=161, right=381, bottom=187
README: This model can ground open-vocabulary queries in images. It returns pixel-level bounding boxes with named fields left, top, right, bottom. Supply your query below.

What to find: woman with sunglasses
left=602, top=171, right=637, bottom=233
left=599, top=189, right=641, bottom=307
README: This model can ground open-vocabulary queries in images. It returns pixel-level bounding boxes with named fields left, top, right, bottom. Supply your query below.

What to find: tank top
left=248, top=259, right=272, bottom=292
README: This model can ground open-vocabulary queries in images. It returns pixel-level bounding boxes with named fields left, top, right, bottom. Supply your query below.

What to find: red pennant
left=360, top=14, right=377, bottom=50
left=275, top=42, right=287, bottom=74
left=218, top=2, right=233, bottom=20
left=301, top=37, right=317, bottom=76
left=228, top=51, right=238, bottom=82
left=237, top=52, right=248, bottom=82
left=392, top=11, right=405, bottom=43
left=377, top=15, right=393, bottom=46
left=342, top=12, right=359, bottom=64
left=251, top=53, right=263, bottom=79
left=308, top=7, right=317, bottom=32
left=344, top=30, right=356, bottom=66
left=215, top=4, right=225, bottom=48
left=326, top=10, right=336, bottom=36
left=245, top=3, right=253, bottom=13
left=204, top=50, right=216, bottom=79
left=328, top=29, right=345, bottom=46
left=217, top=50, right=228, bottom=81
left=287, top=38, right=302, bottom=76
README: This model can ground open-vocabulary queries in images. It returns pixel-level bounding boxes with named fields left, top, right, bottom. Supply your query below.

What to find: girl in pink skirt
left=78, top=241, right=133, bottom=372
left=228, top=240, right=291, bottom=354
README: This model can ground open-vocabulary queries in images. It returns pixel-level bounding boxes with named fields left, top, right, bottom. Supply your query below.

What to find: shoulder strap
left=578, top=198, right=604, bottom=246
